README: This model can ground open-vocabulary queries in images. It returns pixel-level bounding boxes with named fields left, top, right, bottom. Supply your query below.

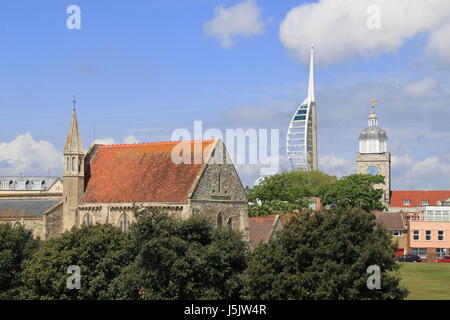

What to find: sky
left=1, top=0, right=450, bottom=189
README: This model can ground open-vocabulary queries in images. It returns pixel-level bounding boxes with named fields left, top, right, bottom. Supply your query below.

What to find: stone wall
left=356, top=152, right=391, bottom=204
left=77, top=203, right=189, bottom=230
left=190, top=160, right=249, bottom=242
left=44, top=204, right=63, bottom=240
left=0, top=217, right=44, bottom=239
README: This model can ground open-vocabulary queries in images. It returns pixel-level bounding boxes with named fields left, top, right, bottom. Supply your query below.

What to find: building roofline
left=94, top=139, right=216, bottom=149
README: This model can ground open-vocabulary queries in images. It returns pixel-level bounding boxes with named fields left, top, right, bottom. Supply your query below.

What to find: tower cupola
left=359, top=99, right=387, bottom=154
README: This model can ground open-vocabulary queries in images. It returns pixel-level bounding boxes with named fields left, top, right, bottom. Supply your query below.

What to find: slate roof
left=80, top=140, right=216, bottom=204
left=0, top=199, right=61, bottom=218
left=375, top=211, right=406, bottom=230
left=390, top=190, right=450, bottom=207
left=0, top=177, right=60, bottom=191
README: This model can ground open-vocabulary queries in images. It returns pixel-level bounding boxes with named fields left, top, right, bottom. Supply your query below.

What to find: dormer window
left=422, top=200, right=429, bottom=206
left=403, top=199, right=411, bottom=205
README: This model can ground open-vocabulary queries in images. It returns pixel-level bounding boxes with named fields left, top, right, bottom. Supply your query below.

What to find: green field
left=399, top=262, right=450, bottom=300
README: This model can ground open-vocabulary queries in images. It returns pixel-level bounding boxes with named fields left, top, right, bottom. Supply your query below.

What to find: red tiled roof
left=390, top=190, right=450, bottom=207
left=80, top=140, right=215, bottom=204
left=248, top=216, right=277, bottom=250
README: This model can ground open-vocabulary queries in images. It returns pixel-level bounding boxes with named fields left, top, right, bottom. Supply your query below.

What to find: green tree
left=19, top=224, right=133, bottom=300
left=242, top=207, right=408, bottom=300
left=247, top=170, right=336, bottom=216
left=109, top=210, right=248, bottom=300
left=0, top=224, right=39, bottom=299
left=320, top=174, right=385, bottom=212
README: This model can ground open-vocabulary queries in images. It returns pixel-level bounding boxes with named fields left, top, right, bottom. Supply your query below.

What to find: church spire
left=62, top=96, right=85, bottom=232
left=64, top=99, right=83, bottom=154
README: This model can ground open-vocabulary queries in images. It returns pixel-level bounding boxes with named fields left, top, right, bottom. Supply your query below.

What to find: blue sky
left=1, top=0, right=450, bottom=189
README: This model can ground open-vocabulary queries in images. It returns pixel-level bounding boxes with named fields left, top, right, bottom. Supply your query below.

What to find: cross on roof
left=72, top=93, right=77, bottom=110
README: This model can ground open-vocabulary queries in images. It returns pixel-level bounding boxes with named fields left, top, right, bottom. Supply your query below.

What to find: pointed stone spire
left=64, top=102, right=83, bottom=154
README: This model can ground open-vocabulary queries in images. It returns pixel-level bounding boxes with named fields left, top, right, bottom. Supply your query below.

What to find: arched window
left=25, top=180, right=32, bottom=190
left=71, top=157, right=76, bottom=172
left=82, top=214, right=92, bottom=226
left=216, top=212, right=223, bottom=227
left=66, top=157, right=70, bottom=172
left=120, top=214, right=129, bottom=232
left=41, top=180, right=46, bottom=190
left=227, top=217, right=233, bottom=230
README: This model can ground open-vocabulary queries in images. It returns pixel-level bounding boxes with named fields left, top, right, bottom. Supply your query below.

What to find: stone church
left=0, top=108, right=250, bottom=241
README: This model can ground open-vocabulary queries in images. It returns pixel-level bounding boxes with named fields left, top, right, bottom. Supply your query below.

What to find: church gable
left=189, top=141, right=247, bottom=202
left=80, top=140, right=216, bottom=204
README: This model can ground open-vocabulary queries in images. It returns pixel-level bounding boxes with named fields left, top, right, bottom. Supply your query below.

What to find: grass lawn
left=399, top=262, right=450, bottom=300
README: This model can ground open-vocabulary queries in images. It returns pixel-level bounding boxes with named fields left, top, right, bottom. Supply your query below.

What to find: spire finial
left=72, top=93, right=77, bottom=111
left=306, top=45, right=315, bottom=103
left=370, top=99, right=378, bottom=113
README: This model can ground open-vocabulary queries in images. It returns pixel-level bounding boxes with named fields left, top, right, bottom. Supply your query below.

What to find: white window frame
left=403, top=199, right=411, bottom=205
left=412, top=248, right=427, bottom=259
left=422, top=200, right=429, bottom=206
left=436, top=248, right=446, bottom=258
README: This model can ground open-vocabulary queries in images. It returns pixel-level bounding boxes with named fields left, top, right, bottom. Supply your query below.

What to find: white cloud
left=203, top=0, right=266, bottom=47
left=394, top=155, right=450, bottom=190
left=426, top=23, right=450, bottom=65
left=93, top=138, right=115, bottom=145
left=123, top=135, right=139, bottom=144
left=319, top=153, right=353, bottom=178
left=279, top=0, right=450, bottom=65
left=392, top=154, right=415, bottom=170
left=0, top=133, right=62, bottom=176
left=402, top=77, right=440, bottom=98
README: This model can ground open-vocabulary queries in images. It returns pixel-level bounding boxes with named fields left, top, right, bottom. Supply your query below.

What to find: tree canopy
left=246, top=170, right=337, bottom=216
left=15, top=210, right=248, bottom=300
left=110, top=210, right=248, bottom=300
left=320, top=174, right=386, bottom=212
left=241, top=207, right=408, bottom=300
left=0, top=224, right=39, bottom=299
left=19, top=224, right=133, bottom=300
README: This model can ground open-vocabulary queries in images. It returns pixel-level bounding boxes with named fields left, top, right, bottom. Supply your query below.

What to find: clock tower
left=356, top=100, right=391, bottom=205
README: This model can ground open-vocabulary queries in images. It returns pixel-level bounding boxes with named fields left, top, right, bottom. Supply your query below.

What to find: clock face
left=367, top=166, right=378, bottom=175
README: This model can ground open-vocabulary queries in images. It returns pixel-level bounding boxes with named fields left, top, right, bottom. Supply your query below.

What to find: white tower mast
left=286, top=46, right=318, bottom=171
